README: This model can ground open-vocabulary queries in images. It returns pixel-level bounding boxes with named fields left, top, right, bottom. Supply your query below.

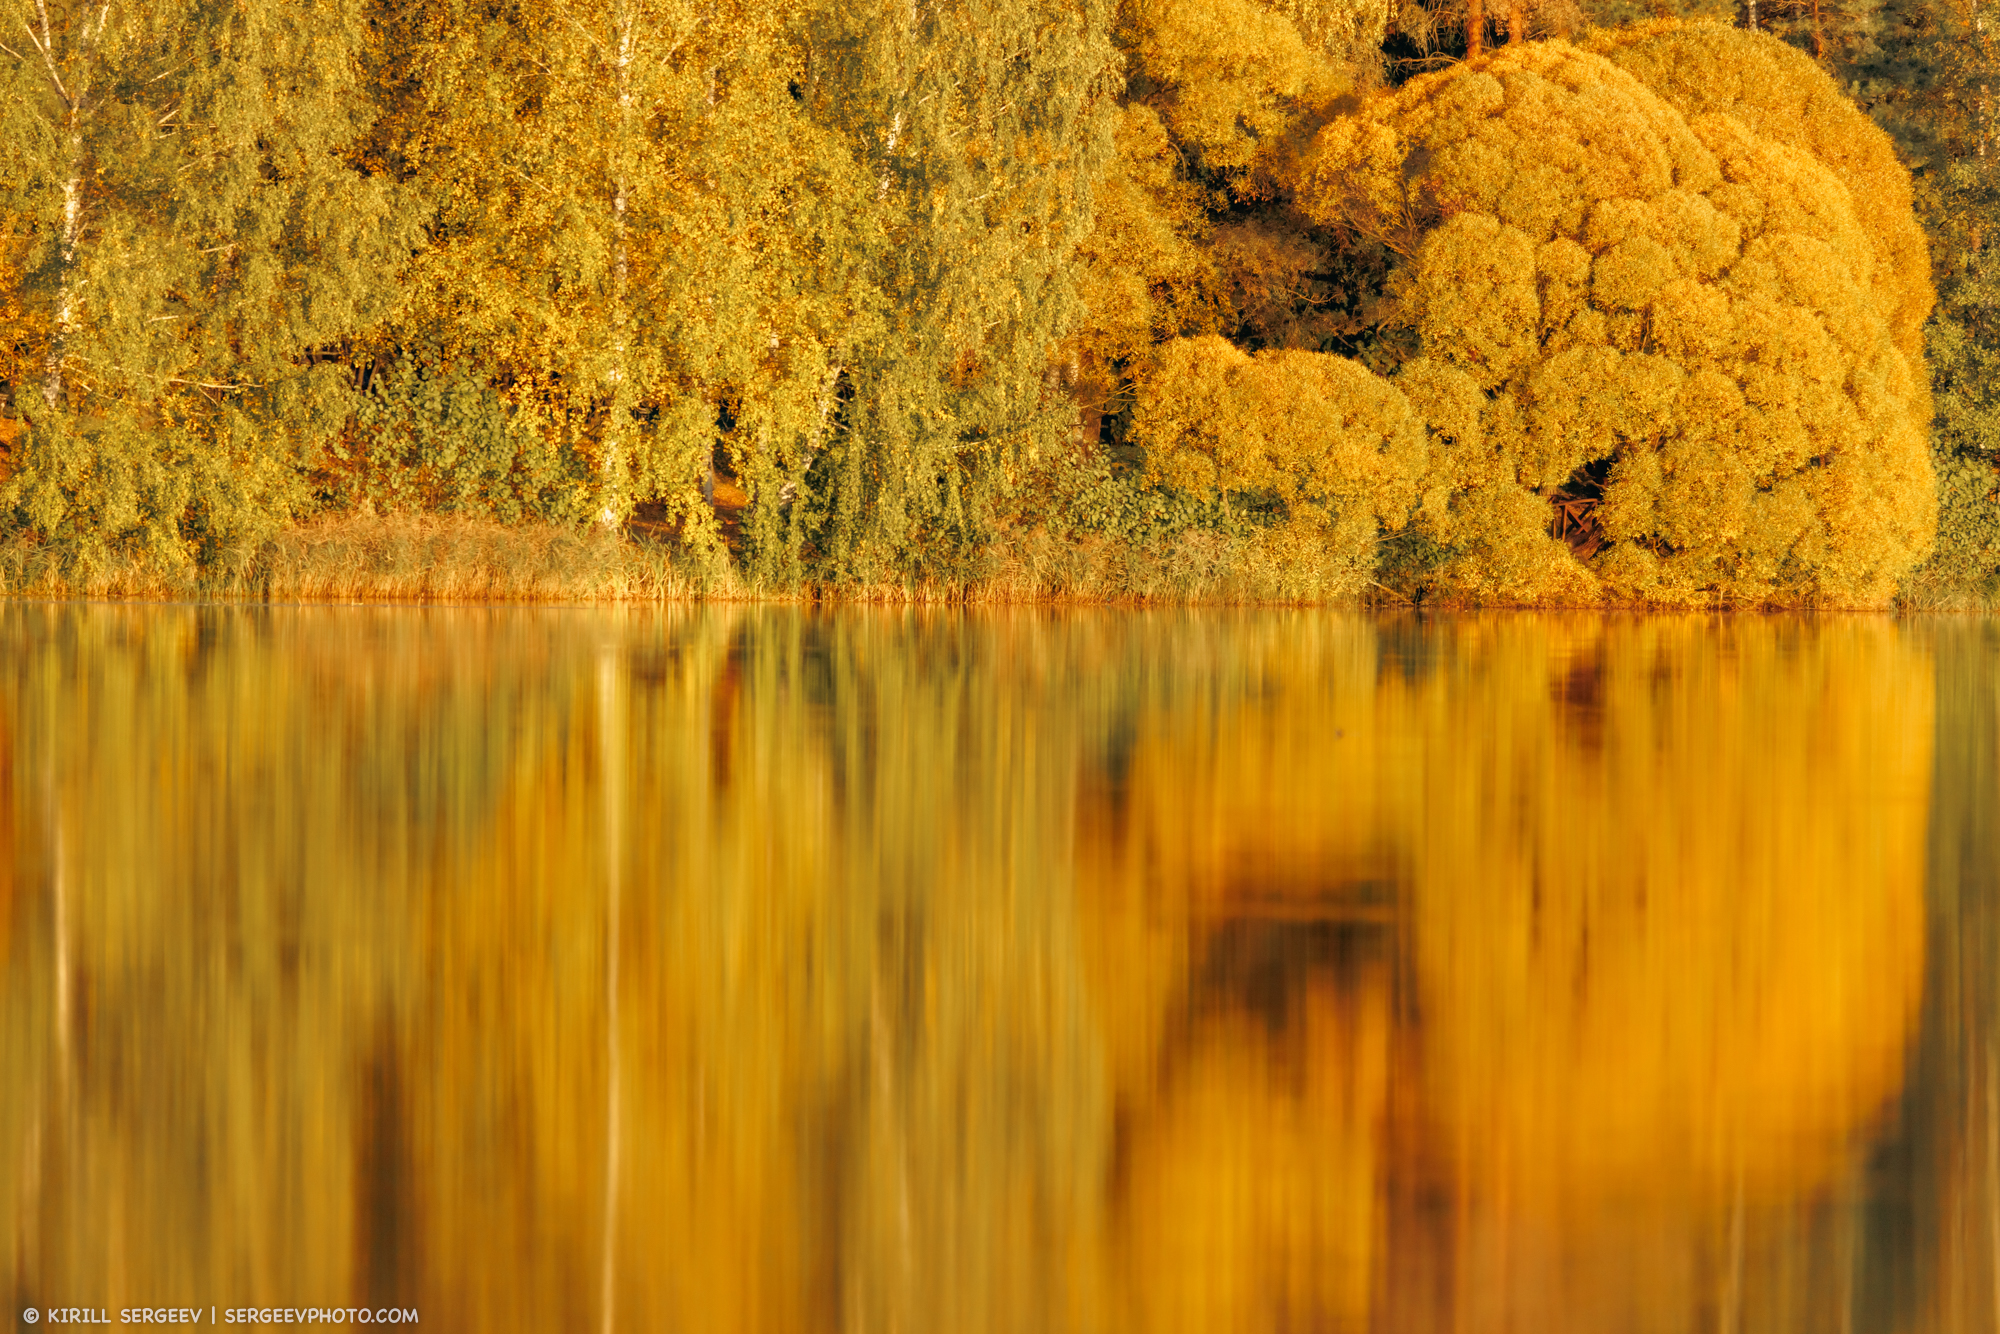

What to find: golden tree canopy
left=1300, top=36, right=1935, bottom=605
left=1122, top=0, right=1351, bottom=178
left=1131, top=335, right=1432, bottom=595
left=1588, top=21, right=1935, bottom=368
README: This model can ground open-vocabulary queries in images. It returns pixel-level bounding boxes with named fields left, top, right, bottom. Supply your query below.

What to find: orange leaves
left=1294, top=30, right=1935, bottom=605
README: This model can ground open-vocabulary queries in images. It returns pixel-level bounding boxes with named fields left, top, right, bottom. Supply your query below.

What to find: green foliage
left=1911, top=442, right=2000, bottom=604
left=322, top=357, right=596, bottom=525
left=1016, top=447, right=1258, bottom=549
left=1865, top=0, right=2000, bottom=601
left=0, top=0, right=415, bottom=570
left=1912, top=282, right=2000, bottom=601
left=364, top=0, right=855, bottom=541
left=794, top=0, right=1120, bottom=583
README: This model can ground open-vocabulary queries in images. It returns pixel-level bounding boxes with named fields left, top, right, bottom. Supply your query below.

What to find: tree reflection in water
left=0, top=606, right=1979, bottom=1333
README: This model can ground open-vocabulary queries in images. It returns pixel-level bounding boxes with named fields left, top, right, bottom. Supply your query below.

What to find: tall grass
left=255, top=513, right=736, bottom=603
left=0, top=512, right=1393, bottom=607
left=0, top=512, right=743, bottom=604
left=0, top=507, right=1974, bottom=608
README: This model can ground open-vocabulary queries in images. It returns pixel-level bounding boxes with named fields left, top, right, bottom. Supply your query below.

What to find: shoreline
left=0, top=511, right=1987, bottom=613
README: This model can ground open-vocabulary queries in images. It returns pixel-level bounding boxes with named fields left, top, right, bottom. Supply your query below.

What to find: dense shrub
left=1301, top=32, right=1933, bottom=605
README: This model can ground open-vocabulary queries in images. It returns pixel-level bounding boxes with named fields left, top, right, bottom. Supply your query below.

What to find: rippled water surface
left=2, top=605, right=1996, bottom=1332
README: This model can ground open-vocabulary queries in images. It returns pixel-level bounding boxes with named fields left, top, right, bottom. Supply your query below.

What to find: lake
left=0, top=604, right=1992, bottom=1332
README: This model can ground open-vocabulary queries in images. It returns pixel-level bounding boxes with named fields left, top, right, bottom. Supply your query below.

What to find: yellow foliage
left=1267, top=0, right=1396, bottom=67
left=1125, top=0, right=1351, bottom=178
left=1070, top=106, right=1224, bottom=371
left=1300, top=38, right=1935, bottom=605
left=1131, top=336, right=1430, bottom=593
left=1587, top=21, right=1935, bottom=372
left=1074, top=612, right=1928, bottom=1329
left=0, top=208, right=42, bottom=424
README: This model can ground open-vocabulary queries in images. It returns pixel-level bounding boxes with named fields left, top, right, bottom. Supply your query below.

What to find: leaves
left=1299, top=31, right=1934, bottom=605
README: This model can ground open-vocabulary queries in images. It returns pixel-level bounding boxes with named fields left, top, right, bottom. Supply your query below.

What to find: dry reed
left=0, top=508, right=1968, bottom=608
left=0, top=512, right=742, bottom=604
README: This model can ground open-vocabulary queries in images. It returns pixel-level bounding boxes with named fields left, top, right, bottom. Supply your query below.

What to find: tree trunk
left=600, top=0, right=636, bottom=527
left=1465, top=0, right=1485, bottom=57
left=1066, top=352, right=1104, bottom=454
left=34, top=0, right=105, bottom=412
left=42, top=132, right=83, bottom=411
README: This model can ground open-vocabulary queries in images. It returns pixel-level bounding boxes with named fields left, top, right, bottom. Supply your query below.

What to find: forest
left=1, top=0, right=1996, bottom=605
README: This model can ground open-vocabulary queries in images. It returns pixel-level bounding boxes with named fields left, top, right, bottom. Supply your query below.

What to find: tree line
left=0, top=0, right=1994, bottom=603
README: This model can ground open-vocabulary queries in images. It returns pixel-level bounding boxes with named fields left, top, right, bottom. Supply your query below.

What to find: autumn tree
left=789, top=0, right=1120, bottom=583
left=372, top=0, right=1122, bottom=584
left=1082, top=0, right=1391, bottom=359
left=351, top=0, right=869, bottom=547
left=1036, top=0, right=1402, bottom=581
left=1301, top=28, right=1934, bottom=605
left=0, top=0, right=413, bottom=570
left=1129, top=334, right=1430, bottom=596
left=1849, top=0, right=2000, bottom=602
left=1589, top=21, right=1934, bottom=369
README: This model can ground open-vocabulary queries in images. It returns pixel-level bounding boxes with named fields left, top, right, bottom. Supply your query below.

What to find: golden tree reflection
left=1075, top=614, right=1931, bottom=1333
left=0, top=605, right=1953, bottom=1333
left=1414, top=619, right=1929, bottom=1203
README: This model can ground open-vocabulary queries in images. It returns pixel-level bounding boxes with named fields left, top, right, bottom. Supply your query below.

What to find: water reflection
left=0, top=606, right=1982, bottom=1332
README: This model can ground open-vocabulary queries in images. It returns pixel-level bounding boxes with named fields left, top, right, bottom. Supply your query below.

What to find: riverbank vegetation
left=0, top=0, right=1994, bottom=605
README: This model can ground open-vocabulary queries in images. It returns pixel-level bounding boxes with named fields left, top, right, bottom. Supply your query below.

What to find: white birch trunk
left=599, top=0, right=636, bottom=527
left=43, top=132, right=83, bottom=410
left=777, top=363, right=842, bottom=508
left=33, top=0, right=108, bottom=411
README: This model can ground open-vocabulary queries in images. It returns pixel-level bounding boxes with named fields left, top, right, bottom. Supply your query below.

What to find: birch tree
left=794, top=0, right=1119, bottom=581
left=373, top=0, right=873, bottom=552
left=0, top=0, right=411, bottom=568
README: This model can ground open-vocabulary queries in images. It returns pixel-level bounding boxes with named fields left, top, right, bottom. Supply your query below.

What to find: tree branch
left=22, top=18, right=73, bottom=107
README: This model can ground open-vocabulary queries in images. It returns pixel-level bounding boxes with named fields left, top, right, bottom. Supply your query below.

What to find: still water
left=0, top=605, right=1993, bottom=1331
